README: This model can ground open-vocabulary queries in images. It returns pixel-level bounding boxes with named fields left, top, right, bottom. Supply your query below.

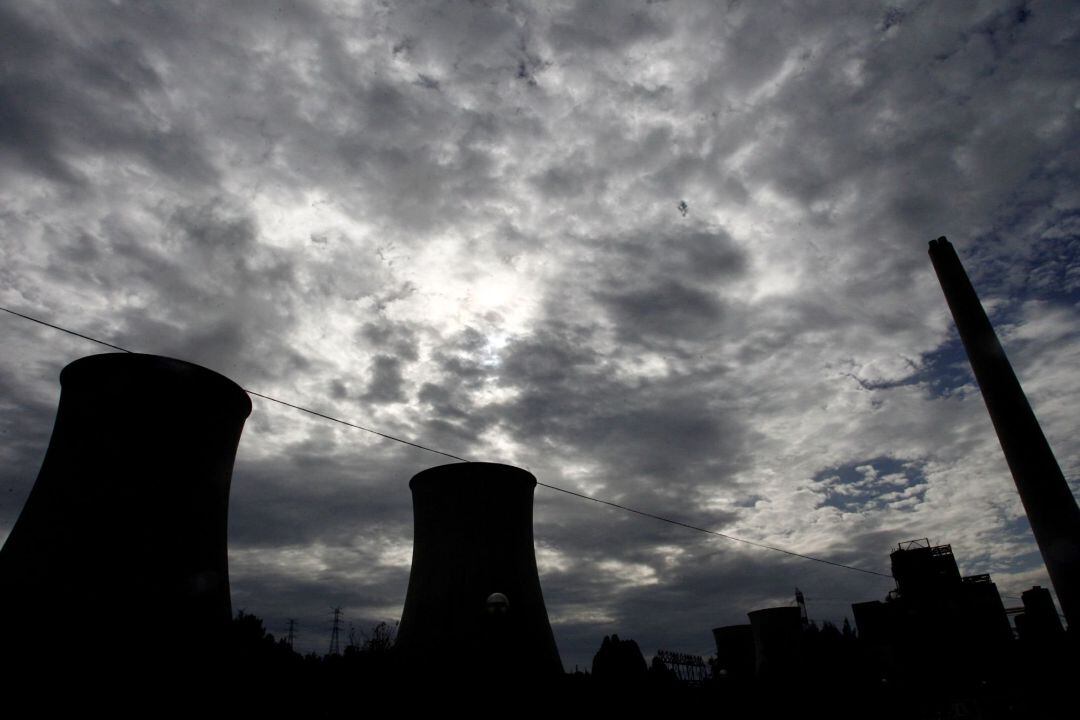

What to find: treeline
left=7, top=607, right=1072, bottom=716
left=220, top=610, right=1077, bottom=717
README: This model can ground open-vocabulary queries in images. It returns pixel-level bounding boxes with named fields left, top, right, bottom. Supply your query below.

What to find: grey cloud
left=93, top=202, right=306, bottom=383
left=678, top=230, right=748, bottom=280
left=529, top=160, right=608, bottom=201
left=424, top=326, right=497, bottom=392
left=0, top=3, right=217, bottom=188
left=414, top=73, right=440, bottom=91
left=491, top=320, right=748, bottom=499
left=359, top=320, right=420, bottom=363
left=229, top=455, right=413, bottom=549
left=578, top=226, right=747, bottom=345
left=363, top=355, right=407, bottom=404
left=596, top=279, right=724, bottom=343
left=416, top=382, right=469, bottom=421
left=548, top=2, right=673, bottom=53
left=597, top=226, right=748, bottom=282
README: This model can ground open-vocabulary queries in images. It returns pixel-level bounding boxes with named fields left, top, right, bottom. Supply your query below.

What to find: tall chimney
left=0, top=353, right=251, bottom=664
left=394, top=462, right=563, bottom=681
left=928, top=236, right=1080, bottom=630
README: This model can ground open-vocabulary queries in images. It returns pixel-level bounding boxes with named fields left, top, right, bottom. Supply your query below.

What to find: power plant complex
left=0, top=237, right=1076, bottom=704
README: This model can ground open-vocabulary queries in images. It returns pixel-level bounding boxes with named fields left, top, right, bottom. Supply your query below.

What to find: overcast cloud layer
left=2, top=0, right=1079, bottom=669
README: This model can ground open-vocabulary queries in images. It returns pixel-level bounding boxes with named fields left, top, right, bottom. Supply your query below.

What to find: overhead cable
left=1, top=304, right=892, bottom=579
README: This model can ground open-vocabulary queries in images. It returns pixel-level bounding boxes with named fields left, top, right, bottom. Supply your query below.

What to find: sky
left=1, top=0, right=1079, bottom=671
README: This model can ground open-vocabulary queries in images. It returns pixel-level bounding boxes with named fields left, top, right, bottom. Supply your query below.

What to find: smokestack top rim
left=59, top=352, right=252, bottom=418
left=409, top=461, right=537, bottom=491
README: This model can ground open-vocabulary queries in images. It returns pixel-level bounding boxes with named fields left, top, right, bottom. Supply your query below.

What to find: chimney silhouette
left=928, top=237, right=1080, bottom=630
left=0, top=353, right=251, bottom=663
left=394, top=462, right=563, bottom=679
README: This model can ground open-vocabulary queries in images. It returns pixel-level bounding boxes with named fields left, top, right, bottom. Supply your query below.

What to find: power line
left=1, top=304, right=892, bottom=579
left=1, top=306, right=465, bottom=461
left=535, top=481, right=891, bottom=578
left=244, top=389, right=467, bottom=463
left=1, top=306, right=133, bottom=353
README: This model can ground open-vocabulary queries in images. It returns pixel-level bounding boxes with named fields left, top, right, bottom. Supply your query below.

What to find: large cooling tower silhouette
left=929, top=236, right=1080, bottom=630
left=0, top=353, right=251, bottom=660
left=394, top=462, right=563, bottom=678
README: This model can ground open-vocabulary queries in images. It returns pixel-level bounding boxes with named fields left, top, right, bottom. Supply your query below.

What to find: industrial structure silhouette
left=929, top=236, right=1080, bottom=630
left=0, top=353, right=250, bottom=667
left=395, top=462, right=563, bottom=680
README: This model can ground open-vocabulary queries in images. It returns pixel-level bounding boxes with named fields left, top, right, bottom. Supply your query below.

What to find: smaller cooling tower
left=394, top=462, right=563, bottom=680
left=712, top=624, right=755, bottom=680
left=747, top=607, right=803, bottom=678
left=0, top=353, right=251, bottom=663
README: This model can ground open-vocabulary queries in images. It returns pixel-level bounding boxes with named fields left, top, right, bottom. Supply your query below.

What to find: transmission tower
left=796, top=588, right=809, bottom=628
left=328, top=607, right=343, bottom=656
left=285, top=618, right=296, bottom=649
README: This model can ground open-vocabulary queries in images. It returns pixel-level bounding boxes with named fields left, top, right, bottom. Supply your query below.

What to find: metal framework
left=655, top=650, right=709, bottom=686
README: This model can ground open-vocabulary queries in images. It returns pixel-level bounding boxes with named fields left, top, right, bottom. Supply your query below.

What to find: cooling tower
left=747, top=607, right=803, bottom=678
left=928, top=236, right=1080, bottom=630
left=394, top=462, right=563, bottom=679
left=0, top=353, right=251, bottom=662
left=712, top=624, right=755, bottom=680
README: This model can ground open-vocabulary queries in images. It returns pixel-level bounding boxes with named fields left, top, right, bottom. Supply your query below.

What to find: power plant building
left=851, top=539, right=1011, bottom=683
